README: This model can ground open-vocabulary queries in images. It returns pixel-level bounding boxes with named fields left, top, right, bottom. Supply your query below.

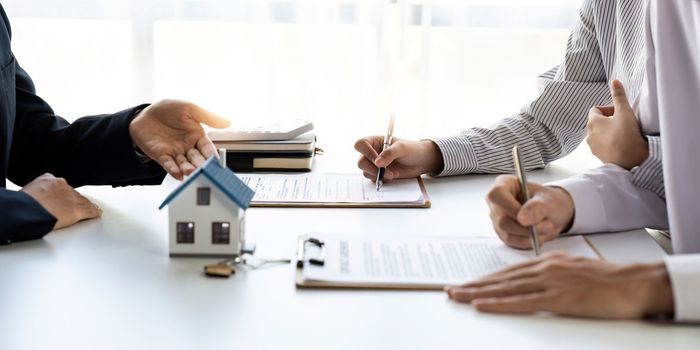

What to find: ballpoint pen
left=512, top=145, right=541, bottom=256
left=376, top=114, right=396, bottom=192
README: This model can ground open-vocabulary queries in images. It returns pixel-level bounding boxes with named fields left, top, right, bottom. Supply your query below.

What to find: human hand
left=354, top=136, right=444, bottom=181
left=445, top=252, right=674, bottom=319
left=586, top=80, right=649, bottom=170
left=129, top=100, right=231, bottom=180
left=486, top=175, right=574, bottom=249
left=20, top=173, right=102, bottom=230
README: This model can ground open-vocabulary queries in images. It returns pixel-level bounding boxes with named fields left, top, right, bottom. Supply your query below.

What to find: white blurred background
left=4, top=0, right=592, bottom=160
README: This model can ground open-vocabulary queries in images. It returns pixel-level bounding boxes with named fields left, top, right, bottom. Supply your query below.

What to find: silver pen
left=376, top=114, right=396, bottom=192
left=512, top=145, right=541, bottom=256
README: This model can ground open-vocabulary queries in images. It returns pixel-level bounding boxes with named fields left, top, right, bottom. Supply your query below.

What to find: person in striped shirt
left=355, top=0, right=663, bottom=200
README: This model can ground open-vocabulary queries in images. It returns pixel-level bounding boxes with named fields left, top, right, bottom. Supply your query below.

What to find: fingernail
left=375, top=156, right=385, bottom=167
left=518, top=209, right=532, bottom=223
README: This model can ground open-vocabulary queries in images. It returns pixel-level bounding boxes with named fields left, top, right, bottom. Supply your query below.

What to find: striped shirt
left=431, top=0, right=665, bottom=199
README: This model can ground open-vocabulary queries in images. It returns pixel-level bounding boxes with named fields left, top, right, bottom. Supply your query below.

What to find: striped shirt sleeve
left=630, top=135, right=665, bottom=198
left=431, top=0, right=612, bottom=176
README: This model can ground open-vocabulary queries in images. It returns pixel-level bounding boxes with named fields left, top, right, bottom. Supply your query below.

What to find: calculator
left=207, top=119, right=314, bottom=142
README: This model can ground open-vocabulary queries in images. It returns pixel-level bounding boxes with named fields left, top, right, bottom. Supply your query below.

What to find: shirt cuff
left=430, top=136, right=478, bottom=176
left=663, top=254, right=700, bottom=322
left=630, top=136, right=665, bottom=199
left=547, top=176, right=607, bottom=234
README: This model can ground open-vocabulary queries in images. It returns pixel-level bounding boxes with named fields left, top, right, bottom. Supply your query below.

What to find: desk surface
left=1, top=157, right=698, bottom=350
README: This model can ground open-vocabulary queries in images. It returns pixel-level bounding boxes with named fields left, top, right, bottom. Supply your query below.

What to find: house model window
left=176, top=222, right=195, bottom=243
left=212, top=222, right=230, bottom=244
left=197, top=187, right=211, bottom=205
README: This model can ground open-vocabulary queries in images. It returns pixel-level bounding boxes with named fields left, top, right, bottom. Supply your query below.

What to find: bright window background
left=4, top=0, right=596, bottom=162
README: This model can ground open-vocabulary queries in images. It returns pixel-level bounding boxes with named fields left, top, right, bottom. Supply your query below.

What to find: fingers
left=589, top=105, right=614, bottom=118
left=175, top=154, right=196, bottom=177
left=448, top=277, right=545, bottom=303
left=188, top=103, right=231, bottom=129
left=76, top=194, right=103, bottom=221
left=375, top=142, right=408, bottom=168
left=187, top=149, right=208, bottom=169
left=472, top=292, right=551, bottom=314
left=517, top=195, right=551, bottom=227
left=358, top=156, right=379, bottom=178
left=354, top=137, right=382, bottom=163
left=159, top=155, right=184, bottom=180
left=610, top=80, right=633, bottom=113
left=486, top=176, right=522, bottom=217
left=358, top=156, right=398, bottom=181
left=197, top=137, right=219, bottom=160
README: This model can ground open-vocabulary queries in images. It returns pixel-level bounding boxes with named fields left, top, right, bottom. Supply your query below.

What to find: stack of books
left=213, top=133, right=318, bottom=172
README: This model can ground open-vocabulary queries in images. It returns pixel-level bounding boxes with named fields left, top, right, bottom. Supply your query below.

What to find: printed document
left=239, top=173, right=424, bottom=203
left=297, top=234, right=599, bottom=289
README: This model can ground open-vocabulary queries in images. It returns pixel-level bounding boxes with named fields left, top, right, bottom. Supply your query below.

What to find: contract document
left=296, top=234, right=600, bottom=289
left=239, top=173, right=430, bottom=208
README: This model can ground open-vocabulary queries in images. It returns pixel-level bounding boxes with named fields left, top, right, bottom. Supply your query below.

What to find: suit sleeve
left=2, top=60, right=165, bottom=244
left=7, top=60, right=166, bottom=188
left=0, top=189, right=56, bottom=245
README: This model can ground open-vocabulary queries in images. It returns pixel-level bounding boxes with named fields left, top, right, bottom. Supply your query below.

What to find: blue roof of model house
left=158, top=156, right=255, bottom=210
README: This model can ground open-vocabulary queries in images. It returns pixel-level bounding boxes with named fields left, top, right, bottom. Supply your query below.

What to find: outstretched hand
left=129, top=100, right=231, bottom=180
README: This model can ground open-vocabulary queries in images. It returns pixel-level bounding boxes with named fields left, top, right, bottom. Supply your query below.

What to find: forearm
left=9, top=104, right=165, bottom=187
left=549, top=164, right=668, bottom=234
left=0, top=189, right=56, bottom=244
left=431, top=0, right=611, bottom=176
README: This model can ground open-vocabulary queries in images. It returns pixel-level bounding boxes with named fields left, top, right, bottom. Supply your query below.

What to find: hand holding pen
left=484, top=146, right=576, bottom=253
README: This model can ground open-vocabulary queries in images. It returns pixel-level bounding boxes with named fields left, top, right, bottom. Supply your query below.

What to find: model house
left=159, top=156, right=255, bottom=257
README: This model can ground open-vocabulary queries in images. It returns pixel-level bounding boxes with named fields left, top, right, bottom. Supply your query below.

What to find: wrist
left=420, top=140, right=444, bottom=175
left=640, top=262, right=674, bottom=317
left=549, top=186, right=575, bottom=232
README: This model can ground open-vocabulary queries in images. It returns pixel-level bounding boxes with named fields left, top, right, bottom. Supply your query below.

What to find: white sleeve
left=547, top=164, right=668, bottom=234
left=663, top=254, right=700, bottom=322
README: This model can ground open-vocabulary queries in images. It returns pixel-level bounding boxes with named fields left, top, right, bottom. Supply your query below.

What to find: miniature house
left=159, top=156, right=255, bottom=257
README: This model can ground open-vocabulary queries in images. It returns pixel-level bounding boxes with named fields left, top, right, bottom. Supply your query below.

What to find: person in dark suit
left=0, top=5, right=230, bottom=244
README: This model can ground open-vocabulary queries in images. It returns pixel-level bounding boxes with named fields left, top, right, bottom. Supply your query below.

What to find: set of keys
left=204, top=255, right=292, bottom=278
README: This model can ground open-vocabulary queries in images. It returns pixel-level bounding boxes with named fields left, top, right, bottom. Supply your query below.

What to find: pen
left=376, top=114, right=396, bottom=192
left=511, top=145, right=541, bottom=256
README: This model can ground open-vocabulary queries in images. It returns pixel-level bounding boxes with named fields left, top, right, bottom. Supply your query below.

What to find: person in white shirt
left=445, top=0, right=699, bottom=321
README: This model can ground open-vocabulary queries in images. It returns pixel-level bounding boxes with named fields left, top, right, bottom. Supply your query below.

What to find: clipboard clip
left=296, top=237, right=326, bottom=268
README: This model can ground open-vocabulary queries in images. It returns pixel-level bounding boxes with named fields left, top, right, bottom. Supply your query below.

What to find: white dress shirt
left=553, top=0, right=700, bottom=321
left=650, top=0, right=700, bottom=322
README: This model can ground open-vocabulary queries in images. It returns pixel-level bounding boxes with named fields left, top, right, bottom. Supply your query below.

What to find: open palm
left=129, top=100, right=231, bottom=180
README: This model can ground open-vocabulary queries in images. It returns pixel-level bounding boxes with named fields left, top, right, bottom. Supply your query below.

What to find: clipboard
left=247, top=176, right=431, bottom=209
left=294, top=235, right=440, bottom=290
left=295, top=233, right=602, bottom=290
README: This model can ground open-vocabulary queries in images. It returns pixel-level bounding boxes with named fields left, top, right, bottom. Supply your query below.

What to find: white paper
left=239, top=173, right=424, bottom=203
left=300, top=235, right=599, bottom=288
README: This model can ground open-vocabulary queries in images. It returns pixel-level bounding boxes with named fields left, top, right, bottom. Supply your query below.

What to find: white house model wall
left=168, top=176, right=244, bottom=257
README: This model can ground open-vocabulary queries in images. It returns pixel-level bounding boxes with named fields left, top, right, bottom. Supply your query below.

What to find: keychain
left=204, top=255, right=291, bottom=278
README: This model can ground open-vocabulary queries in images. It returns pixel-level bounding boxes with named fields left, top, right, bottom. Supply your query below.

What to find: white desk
left=1, top=158, right=698, bottom=350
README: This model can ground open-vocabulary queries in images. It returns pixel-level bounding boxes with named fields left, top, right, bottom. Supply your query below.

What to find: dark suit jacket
left=0, top=5, right=165, bottom=244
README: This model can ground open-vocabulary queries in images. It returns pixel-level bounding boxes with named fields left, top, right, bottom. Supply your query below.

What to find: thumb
left=516, top=197, right=549, bottom=227
left=375, top=142, right=406, bottom=168
left=610, top=80, right=633, bottom=114
left=189, top=103, right=231, bottom=129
